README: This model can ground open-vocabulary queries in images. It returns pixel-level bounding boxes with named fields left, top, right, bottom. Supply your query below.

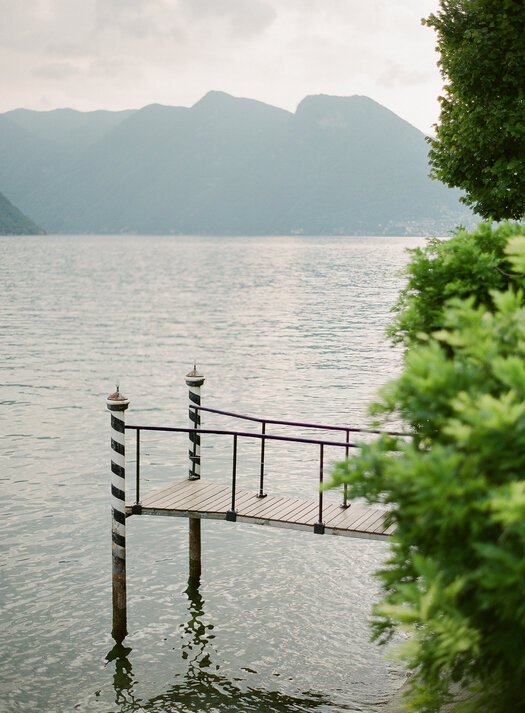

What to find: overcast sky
left=0, top=0, right=444, bottom=134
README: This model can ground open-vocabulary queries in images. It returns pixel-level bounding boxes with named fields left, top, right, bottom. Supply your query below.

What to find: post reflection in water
left=180, top=578, right=214, bottom=673
left=106, top=579, right=340, bottom=713
left=105, top=643, right=140, bottom=712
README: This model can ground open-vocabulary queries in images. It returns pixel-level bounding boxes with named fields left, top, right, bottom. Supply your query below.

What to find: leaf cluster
left=422, top=0, right=525, bottom=221
left=389, top=221, right=524, bottom=348
left=330, top=226, right=525, bottom=712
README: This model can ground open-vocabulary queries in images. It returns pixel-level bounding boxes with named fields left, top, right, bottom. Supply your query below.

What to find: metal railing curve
left=189, top=403, right=409, bottom=437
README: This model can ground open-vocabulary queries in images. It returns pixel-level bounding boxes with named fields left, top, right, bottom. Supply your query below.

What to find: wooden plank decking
left=126, top=478, right=394, bottom=541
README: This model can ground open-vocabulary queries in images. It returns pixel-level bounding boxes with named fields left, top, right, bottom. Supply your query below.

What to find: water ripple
left=0, top=234, right=424, bottom=713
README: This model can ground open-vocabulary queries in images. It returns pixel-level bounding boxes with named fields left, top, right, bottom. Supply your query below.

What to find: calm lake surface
left=1, top=235, right=426, bottom=713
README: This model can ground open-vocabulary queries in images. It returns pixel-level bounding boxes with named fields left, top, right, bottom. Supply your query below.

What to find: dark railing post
left=226, top=434, right=237, bottom=521
left=257, top=421, right=267, bottom=498
left=341, top=428, right=350, bottom=509
left=131, top=428, right=142, bottom=514
left=106, top=385, right=130, bottom=643
left=314, top=443, right=325, bottom=534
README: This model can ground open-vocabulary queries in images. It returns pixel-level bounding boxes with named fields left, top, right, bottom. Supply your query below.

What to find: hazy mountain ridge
left=0, top=190, right=45, bottom=234
left=0, top=92, right=474, bottom=235
left=4, top=107, right=135, bottom=151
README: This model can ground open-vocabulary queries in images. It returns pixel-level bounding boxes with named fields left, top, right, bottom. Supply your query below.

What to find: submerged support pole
left=107, top=385, right=130, bottom=643
left=188, top=518, right=201, bottom=581
left=186, top=366, right=205, bottom=582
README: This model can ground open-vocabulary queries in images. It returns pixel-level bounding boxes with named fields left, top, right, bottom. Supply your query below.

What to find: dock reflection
left=106, top=579, right=338, bottom=712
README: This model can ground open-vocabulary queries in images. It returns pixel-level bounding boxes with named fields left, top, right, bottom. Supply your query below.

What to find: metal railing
left=190, top=404, right=408, bottom=437
left=125, top=407, right=408, bottom=532
left=189, top=404, right=408, bottom=509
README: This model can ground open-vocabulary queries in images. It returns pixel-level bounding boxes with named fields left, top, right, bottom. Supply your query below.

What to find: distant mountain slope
left=0, top=92, right=474, bottom=235
left=4, top=107, right=135, bottom=151
left=0, top=191, right=44, bottom=234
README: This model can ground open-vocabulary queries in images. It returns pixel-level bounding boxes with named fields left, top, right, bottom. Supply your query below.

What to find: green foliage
left=423, top=0, right=525, bottom=221
left=389, top=221, right=525, bottom=348
left=329, top=226, right=525, bottom=712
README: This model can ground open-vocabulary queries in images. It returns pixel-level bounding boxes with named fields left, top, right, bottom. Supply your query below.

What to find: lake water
left=1, top=234, right=425, bottom=713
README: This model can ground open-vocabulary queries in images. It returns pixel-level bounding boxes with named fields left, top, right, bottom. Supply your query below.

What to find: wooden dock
left=126, top=477, right=393, bottom=541
left=106, top=371, right=404, bottom=642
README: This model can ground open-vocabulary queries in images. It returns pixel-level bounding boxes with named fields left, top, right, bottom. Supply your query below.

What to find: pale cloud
left=377, top=61, right=433, bottom=89
left=0, top=0, right=443, bottom=133
left=43, top=40, right=94, bottom=59
left=94, top=0, right=183, bottom=40
left=179, top=0, right=276, bottom=38
left=32, top=61, right=83, bottom=80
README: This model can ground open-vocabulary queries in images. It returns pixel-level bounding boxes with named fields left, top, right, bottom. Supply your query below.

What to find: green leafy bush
left=389, top=221, right=524, bottom=348
left=329, top=227, right=525, bottom=712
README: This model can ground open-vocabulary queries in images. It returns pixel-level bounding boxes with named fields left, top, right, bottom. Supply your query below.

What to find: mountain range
left=0, top=92, right=474, bottom=236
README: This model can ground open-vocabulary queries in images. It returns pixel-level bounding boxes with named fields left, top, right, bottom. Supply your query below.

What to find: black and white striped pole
left=107, top=385, right=130, bottom=643
left=186, top=365, right=205, bottom=480
left=186, top=366, right=204, bottom=582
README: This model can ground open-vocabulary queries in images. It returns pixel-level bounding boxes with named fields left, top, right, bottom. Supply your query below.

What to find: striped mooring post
left=186, top=366, right=205, bottom=582
left=106, top=385, right=130, bottom=643
left=186, top=365, right=205, bottom=480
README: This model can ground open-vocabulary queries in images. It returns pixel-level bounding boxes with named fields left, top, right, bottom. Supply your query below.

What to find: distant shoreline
left=0, top=232, right=440, bottom=239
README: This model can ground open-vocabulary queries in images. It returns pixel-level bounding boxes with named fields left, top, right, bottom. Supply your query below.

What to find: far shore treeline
left=0, top=92, right=474, bottom=237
